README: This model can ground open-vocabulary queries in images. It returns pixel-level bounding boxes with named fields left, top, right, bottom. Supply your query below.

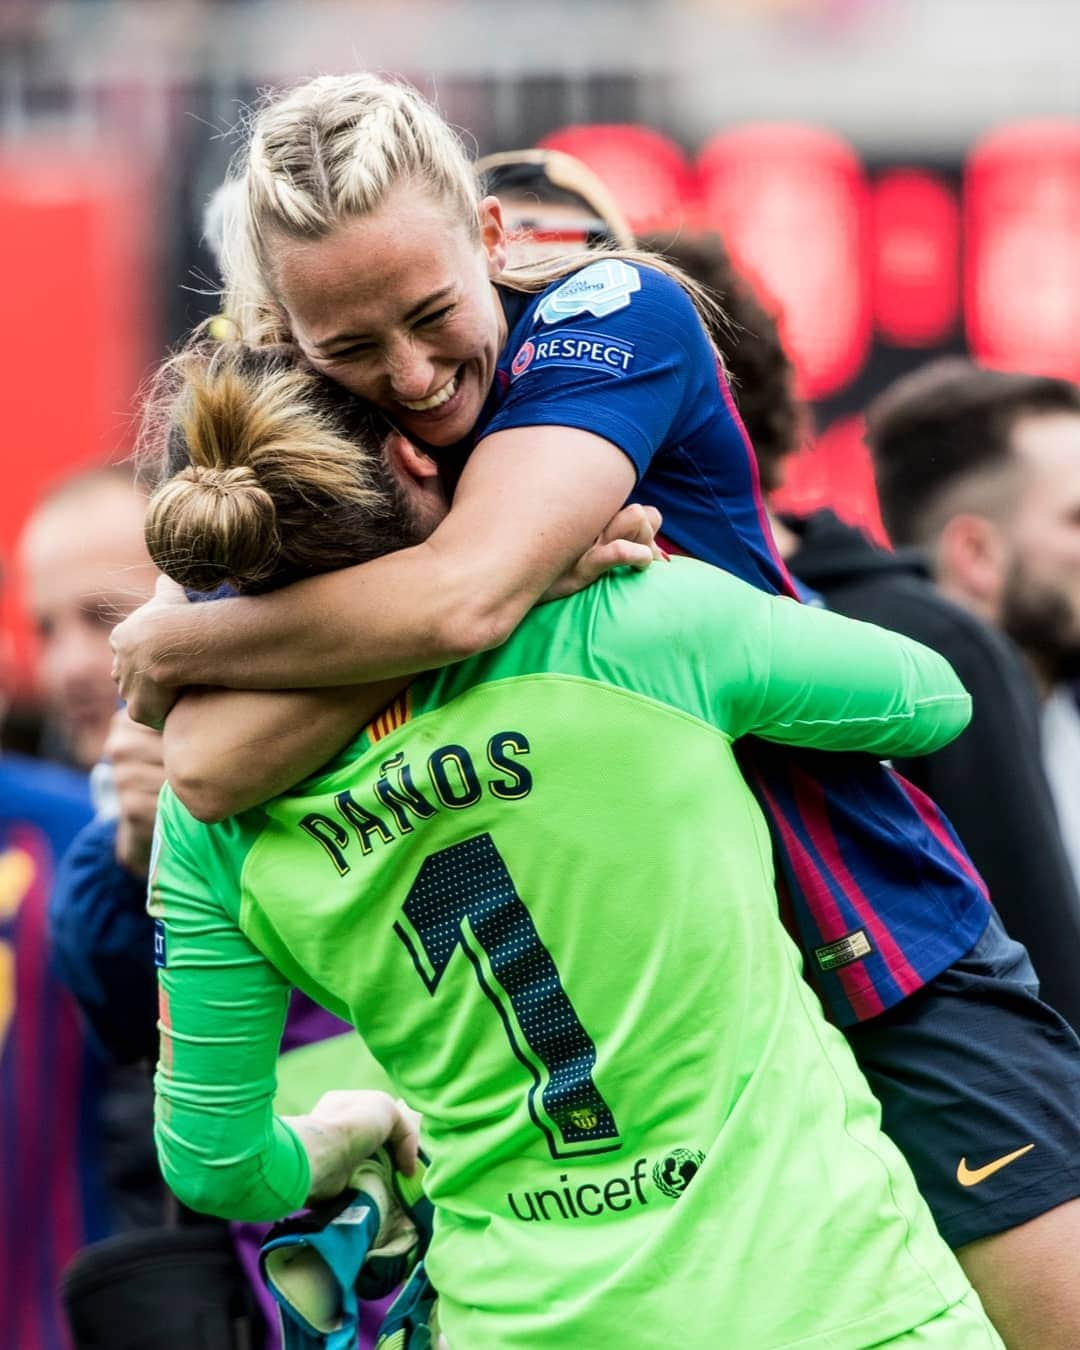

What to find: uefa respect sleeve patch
left=510, top=329, right=636, bottom=382
left=534, top=259, right=641, bottom=325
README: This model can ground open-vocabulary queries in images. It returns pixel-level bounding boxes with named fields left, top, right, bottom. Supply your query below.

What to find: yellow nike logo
left=956, top=1144, right=1035, bottom=1187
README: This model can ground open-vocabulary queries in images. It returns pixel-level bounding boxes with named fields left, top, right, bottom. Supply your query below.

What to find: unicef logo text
left=505, top=1146, right=706, bottom=1223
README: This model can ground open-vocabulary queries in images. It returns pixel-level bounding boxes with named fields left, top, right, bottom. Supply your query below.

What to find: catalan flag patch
left=366, top=689, right=413, bottom=745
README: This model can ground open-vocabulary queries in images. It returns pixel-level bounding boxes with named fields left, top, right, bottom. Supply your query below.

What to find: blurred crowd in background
left=2, top=0, right=1079, bottom=1345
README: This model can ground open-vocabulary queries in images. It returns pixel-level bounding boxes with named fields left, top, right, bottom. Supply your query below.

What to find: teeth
left=400, top=374, right=458, bottom=413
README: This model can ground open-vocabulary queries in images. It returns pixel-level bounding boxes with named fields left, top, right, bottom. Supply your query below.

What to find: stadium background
left=2, top=0, right=1078, bottom=713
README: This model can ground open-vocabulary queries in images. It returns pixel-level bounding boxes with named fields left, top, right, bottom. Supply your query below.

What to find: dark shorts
left=843, top=907, right=1080, bottom=1249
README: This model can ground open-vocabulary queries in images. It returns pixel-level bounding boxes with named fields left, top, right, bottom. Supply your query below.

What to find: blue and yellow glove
left=260, top=1148, right=431, bottom=1350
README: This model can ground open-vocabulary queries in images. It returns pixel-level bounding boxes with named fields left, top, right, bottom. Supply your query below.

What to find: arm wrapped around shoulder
left=739, top=592, right=973, bottom=758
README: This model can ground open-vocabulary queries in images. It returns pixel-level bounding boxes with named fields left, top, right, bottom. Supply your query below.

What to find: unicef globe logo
left=652, top=1148, right=705, bottom=1199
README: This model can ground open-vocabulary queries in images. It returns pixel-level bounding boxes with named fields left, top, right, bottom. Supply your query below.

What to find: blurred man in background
left=867, top=362, right=1080, bottom=701
left=21, top=460, right=167, bottom=1087
left=866, top=360, right=1080, bottom=911
left=18, top=465, right=158, bottom=771
left=16, top=466, right=168, bottom=1326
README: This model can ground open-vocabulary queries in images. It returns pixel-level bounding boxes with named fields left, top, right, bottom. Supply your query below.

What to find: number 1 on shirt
left=395, top=833, right=621, bottom=1158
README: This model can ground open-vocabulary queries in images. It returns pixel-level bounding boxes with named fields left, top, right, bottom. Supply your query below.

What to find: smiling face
left=270, top=180, right=509, bottom=447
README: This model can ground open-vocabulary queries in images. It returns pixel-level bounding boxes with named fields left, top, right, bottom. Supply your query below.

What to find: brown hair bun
left=145, top=462, right=281, bottom=593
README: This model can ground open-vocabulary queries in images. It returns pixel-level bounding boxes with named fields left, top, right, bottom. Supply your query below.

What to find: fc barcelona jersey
left=477, top=260, right=989, bottom=1022
left=0, top=755, right=104, bottom=1350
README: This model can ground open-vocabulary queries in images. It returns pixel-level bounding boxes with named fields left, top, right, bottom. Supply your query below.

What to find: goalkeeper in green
left=144, top=344, right=1000, bottom=1348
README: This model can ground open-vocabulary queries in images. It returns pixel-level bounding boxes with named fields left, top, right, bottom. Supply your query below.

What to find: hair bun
left=182, top=463, right=262, bottom=493
left=146, top=461, right=282, bottom=592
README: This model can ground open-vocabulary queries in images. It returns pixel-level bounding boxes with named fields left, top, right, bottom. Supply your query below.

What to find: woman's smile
left=271, top=181, right=509, bottom=447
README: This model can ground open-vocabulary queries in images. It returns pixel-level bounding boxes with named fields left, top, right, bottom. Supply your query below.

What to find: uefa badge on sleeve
left=536, top=259, right=642, bottom=325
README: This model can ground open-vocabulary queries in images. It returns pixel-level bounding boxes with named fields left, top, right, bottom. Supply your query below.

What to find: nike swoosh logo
left=956, top=1144, right=1035, bottom=1187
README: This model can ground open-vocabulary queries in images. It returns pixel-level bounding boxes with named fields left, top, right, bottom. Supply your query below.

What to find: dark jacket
left=786, top=509, right=1080, bottom=1032
left=52, top=815, right=160, bottom=1064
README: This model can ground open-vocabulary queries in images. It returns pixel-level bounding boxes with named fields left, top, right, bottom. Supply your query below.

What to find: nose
left=384, top=336, right=437, bottom=404
left=44, top=621, right=111, bottom=704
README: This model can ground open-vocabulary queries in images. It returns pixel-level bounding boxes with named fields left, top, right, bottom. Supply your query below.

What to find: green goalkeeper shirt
left=150, top=558, right=980, bottom=1348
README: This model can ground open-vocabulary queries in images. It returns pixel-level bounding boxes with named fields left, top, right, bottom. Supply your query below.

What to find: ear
left=478, top=195, right=508, bottom=278
left=385, top=432, right=441, bottom=487
left=937, top=513, right=1008, bottom=618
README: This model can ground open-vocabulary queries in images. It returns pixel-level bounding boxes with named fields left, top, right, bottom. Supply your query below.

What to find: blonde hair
left=219, top=72, right=726, bottom=356
left=221, top=73, right=483, bottom=344
left=142, top=342, right=413, bottom=593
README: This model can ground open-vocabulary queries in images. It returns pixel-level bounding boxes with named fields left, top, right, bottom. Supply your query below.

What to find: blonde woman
left=114, top=75, right=1080, bottom=1347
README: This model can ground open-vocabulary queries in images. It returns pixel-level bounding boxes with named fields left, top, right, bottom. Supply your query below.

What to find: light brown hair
left=142, top=342, right=418, bottom=593
left=218, top=72, right=726, bottom=356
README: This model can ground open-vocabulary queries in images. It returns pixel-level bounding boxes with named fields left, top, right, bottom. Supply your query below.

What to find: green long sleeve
left=729, top=590, right=971, bottom=754
left=150, top=809, right=312, bottom=1222
left=146, top=557, right=980, bottom=1349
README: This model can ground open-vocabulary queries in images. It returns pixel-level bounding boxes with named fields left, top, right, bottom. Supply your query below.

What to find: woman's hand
left=111, top=576, right=191, bottom=728
left=283, top=1091, right=420, bottom=1204
left=543, top=503, right=666, bottom=602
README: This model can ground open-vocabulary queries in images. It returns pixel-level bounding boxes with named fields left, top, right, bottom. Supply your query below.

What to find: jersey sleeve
left=714, top=581, right=973, bottom=754
left=585, top=560, right=971, bottom=756
left=149, top=790, right=311, bottom=1222
left=485, top=261, right=710, bottom=479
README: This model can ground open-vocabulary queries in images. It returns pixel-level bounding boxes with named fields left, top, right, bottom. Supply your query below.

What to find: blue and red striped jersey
left=0, top=754, right=106, bottom=1350
left=481, top=261, right=989, bottom=1024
